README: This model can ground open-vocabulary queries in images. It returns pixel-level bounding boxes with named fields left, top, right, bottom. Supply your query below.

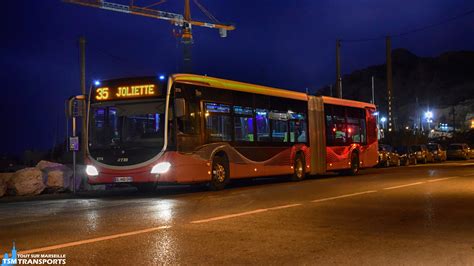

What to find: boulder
left=35, top=161, right=73, bottom=191
left=46, top=168, right=72, bottom=192
left=0, top=173, right=14, bottom=197
left=9, top=168, right=45, bottom=196
left=36, top=160, right=63, bottom=171
left=0, top=172, right=14, bottom=183
left=0, top=179, right=6, bottom=197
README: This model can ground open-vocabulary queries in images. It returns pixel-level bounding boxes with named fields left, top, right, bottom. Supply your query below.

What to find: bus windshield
left=88, top=100, right=166, bottom=165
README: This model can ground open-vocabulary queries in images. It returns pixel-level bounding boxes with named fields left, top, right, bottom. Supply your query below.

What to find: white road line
left=311, top=190, right=377, bottom=203
left=383, top=182, right=425, bottom=190
left=267, top=203, right=303, bottom=210
left=427, top=176, right=457, bottom=182
left=19, top=225, right=170, bottom=254
left=190, top=209, right=268, bottom=224
left=190, top=203, right=303, bottom=224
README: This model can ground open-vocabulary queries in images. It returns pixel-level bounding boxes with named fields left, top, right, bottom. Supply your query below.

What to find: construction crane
left=64, top=0, right=235, bottom=72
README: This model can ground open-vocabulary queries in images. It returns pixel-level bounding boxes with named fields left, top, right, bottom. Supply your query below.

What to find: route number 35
left=96, top=88, right=110, bottom=100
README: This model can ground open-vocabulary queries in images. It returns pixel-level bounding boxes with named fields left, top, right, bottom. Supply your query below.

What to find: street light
left=425, top=111, right=433, bottom=119
left=425, top=111, right=433, bottom=130
left=380, top=116, right=387, bottom=129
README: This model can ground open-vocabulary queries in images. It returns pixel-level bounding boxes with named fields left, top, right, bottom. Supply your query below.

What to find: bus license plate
left=115, top=176, right=133, bottom=183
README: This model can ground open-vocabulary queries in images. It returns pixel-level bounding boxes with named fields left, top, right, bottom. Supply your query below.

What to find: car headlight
left=86, top=165, right=99, bottom=176
left=151, top=162, right=171, bottom=174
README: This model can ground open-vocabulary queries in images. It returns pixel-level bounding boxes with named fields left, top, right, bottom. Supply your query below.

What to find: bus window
left=256, top=109, right=270, bottom=142
left=289, top=115, right=307, bottom=143
left=332, top=105, right=347, bottom=145
left=205, top=103, right=232, bottom=142
left=234, top=106, right=254, bottom=142
left=176, top=101, right=200, bottom=135
left=346, top=107, right=366, bottom=144
left=325, top=104, right=347, bottom=146
left=270, top=111, right=288, bottom=143
left=234, top=117, right=254, bottom=142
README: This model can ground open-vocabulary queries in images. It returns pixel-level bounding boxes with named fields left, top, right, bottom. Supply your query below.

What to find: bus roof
left=321, top=96, right=376, bottom=109
left=172, top=74, right=308, bottom=101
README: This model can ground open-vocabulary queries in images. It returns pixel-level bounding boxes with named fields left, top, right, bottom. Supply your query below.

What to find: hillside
left=320, top=49, right=474, bottom=128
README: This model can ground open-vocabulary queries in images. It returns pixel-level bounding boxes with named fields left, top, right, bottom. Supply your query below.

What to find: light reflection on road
left=150, top=200, right=176, bottom=223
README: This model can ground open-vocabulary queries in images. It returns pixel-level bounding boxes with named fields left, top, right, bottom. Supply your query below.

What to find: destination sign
left=94, top=84, right=158, bottom=101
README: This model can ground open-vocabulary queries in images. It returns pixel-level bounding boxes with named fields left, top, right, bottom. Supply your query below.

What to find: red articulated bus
left=84, top=74, right=378, bottom=191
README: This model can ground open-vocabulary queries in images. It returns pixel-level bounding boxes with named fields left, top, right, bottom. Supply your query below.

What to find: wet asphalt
left=1, top=160, right=474, bottom=265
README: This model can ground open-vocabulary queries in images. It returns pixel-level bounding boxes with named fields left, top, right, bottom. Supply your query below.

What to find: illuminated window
left=205, top=103, right=232, bottom=142
left=256, top=109, right=270, bottom=142
left=234, top=116, right=254, bottom=142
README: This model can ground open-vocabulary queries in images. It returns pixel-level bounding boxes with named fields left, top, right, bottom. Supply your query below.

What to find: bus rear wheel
left=342, top=152, right=359, bottom=176
left=291, top=153, right=306, bottom=181
left=209, top=155, right=229, bottom=191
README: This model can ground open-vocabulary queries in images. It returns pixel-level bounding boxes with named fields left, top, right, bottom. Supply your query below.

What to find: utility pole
left=79, top=36, right=87, bottom=160
left=371, top=76, right=375, bottom=104
left=335, top=40, right=342, bottom=98
left=451, top=106, right=456, bottom=133
left=386, top=36, right=393, bottom=132
left=182, top=0, right=193, bottom=73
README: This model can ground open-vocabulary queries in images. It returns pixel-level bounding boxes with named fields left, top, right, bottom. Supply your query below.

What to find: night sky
left=1, top=0, right=473, bottom=155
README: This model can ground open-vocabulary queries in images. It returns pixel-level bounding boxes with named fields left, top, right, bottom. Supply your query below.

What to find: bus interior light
left=86, top=165, right=99, bottom=176
left=151, top=162, right=171, bottom=174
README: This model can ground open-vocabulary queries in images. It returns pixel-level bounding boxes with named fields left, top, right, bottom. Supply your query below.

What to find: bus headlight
left=151, top=162, right=171, bottom=174
left=86, top=165, right=99, bottom=176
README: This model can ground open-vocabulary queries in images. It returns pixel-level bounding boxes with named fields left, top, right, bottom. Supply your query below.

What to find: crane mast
left=64, top=0, right=235, bottom=72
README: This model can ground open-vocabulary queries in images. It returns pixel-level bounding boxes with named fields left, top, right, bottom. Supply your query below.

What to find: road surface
left=1, top=160, right=474, bottom=265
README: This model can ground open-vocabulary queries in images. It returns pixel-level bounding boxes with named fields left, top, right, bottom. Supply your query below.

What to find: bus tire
left=209, top=155, right=229, bottom=191
left=291, top=153, right=306, bottom=181
left=346, top=152, right=360, bottom=175
left=136, top=183, right=157, bottom=193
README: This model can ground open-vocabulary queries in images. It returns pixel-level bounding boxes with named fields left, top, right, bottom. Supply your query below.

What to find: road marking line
left=19, top=225, right=171, bottom=254
left=190, top=203, right=303, bottom=224
left=427, top=176, right=457, bottom=182
left=311, top=190, right=377, bottom=203
left=267, top=203, right=302, bottom=210
left=383, top=182, right=425, bottom=190
left=190, top=209, right=268, bottom=224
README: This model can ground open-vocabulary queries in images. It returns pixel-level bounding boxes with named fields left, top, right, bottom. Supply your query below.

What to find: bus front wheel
left=209, top=155, right=229, bottom=191
left=291, top=153, right=306, bottom=181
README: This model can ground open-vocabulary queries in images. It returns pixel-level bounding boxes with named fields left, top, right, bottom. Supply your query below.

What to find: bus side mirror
left=174, top=98, right=186, bottom=118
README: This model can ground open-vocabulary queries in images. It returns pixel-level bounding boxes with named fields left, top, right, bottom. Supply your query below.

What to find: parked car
left=410, top=145, right=434, bottom=164
left=378, top=144, right=401, bottom=167
left=447, top=143, right=471, bottom=160
left=394, top=146, right=417, bottom=166
left=426, top=143, right=447, bottom=162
